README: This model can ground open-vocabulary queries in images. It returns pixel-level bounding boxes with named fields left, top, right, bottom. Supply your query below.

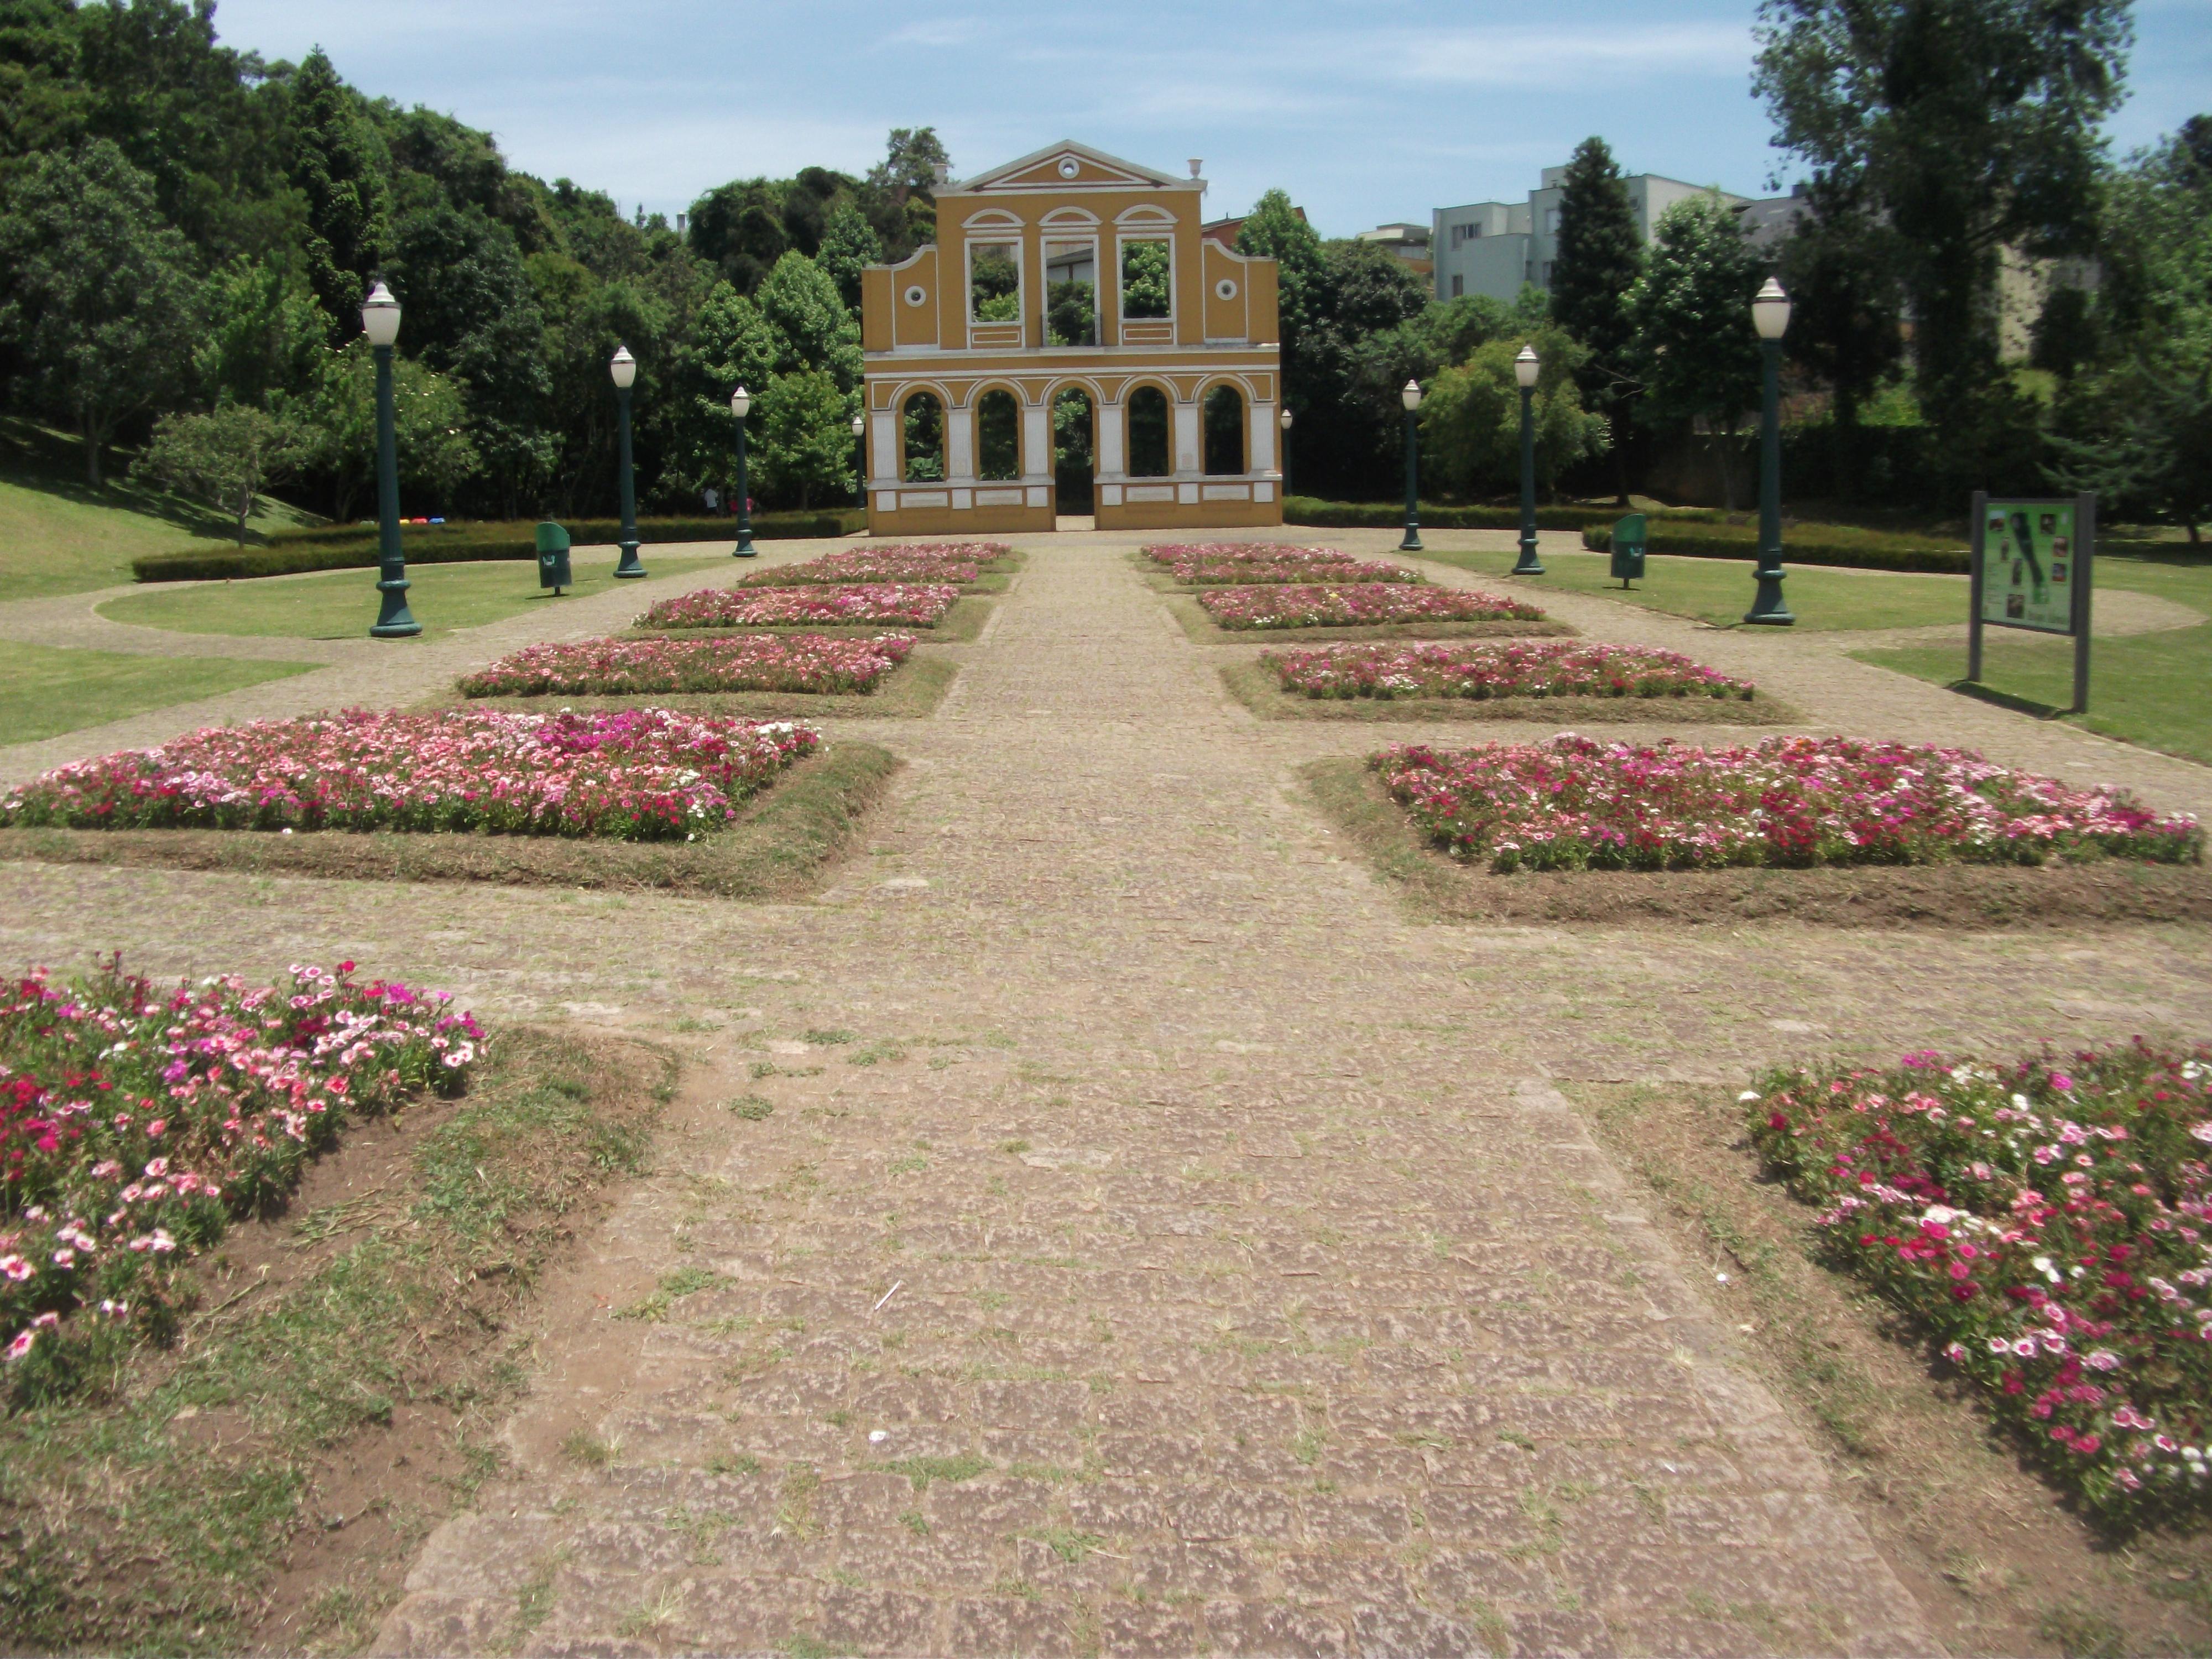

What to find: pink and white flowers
left=1198, top=583, right=1545, bottom=630
left=458, top=633, right=916, bottom=697
left=734, top=542, right=1005, bottom=587
left=1375, top=733, right=2202, bottom=871
left=1146, top=543, right=1420, bottom=586
left=640, top=582, right=961, bottom=630
left=2, top=959, right=483, bottom=1384
left=1265, top=640, right=1755, bottom=702
left=1, top=708, right=821, bottom=841
left=1751, top=1042, right=2212, bottom=1516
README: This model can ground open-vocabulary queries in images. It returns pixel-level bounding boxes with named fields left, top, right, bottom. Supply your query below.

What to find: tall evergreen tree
left=1627, top=194, right=1766, bottom=510
left=1548, top=137, right=1643, bottom=501
left=814, top=202, right=883, bottom=319
left=286, top=46, right=388, bottom=332
left=1776, top=180, right=1903, bottom=497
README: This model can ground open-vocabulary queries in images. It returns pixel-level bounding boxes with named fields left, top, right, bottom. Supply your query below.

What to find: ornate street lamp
left=361, top=280, right=420, bottom=638
left=1398, top=379, right=1423, bottom=552
left=729, top=385, right=756, bottom=557
left=1279, top=405, right=1294, bottom=499
left=1745, top=276, right=1796, bottom=625
left=852, top=411, right=866, bottom=507
left=610, top=346, right=645, bottom=578
left=1512, top=345, right=1545, bottom=576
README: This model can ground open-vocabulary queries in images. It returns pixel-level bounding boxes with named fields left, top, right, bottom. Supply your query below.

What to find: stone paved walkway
left=6, top=531, right=2212, bottom=1655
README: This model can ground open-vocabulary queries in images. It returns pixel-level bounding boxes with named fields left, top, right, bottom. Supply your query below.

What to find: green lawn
left=1849, top=546, right=2212, bottom=766
left=97, top=551, right=729, bottom=641
left=1, top=417, right=324, bottom=599
left=1420, top=545, right=1969, bottom=632
left=1, top=643, right=321, bottom=745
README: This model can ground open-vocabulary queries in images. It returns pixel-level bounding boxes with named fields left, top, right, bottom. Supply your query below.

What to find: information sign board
left=1966, top=491, right=2095, bottom=714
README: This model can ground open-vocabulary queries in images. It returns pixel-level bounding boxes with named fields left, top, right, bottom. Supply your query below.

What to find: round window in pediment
left=903, top=284, right=927, bottom=307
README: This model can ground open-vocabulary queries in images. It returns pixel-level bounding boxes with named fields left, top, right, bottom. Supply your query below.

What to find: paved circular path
left=4, top=531, right=2211, bottom=1656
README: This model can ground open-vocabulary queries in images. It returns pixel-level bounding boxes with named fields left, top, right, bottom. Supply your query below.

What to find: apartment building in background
left=1430, top=165, right=1807, bottom=304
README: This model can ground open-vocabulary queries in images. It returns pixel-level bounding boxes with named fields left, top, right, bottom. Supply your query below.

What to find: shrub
left=1748, top=1042, right=2212, bottom=1519
left=458, top=634, right=915, bottom=697
left=2, top=958, right=483, bottom=1395
left=1265, top=641, right=1755, bottom=701
left=1284, top=497, right=1721, bottom=533
left=1374, top=733, right=2203, bottom=872
left=1580, top=520, right=1969, bottom=574
left=1197, top=583, right=1543, bottom=630
left=0, top=708, right=821, bottom=840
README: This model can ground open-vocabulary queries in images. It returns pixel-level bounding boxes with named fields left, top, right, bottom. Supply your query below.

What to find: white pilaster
left=1097, top=400, right=1126, bottom=477
left=947, top=401, right=977, bottom=483
left=1022, top=403, right=1051, bottom=482
left=1171, top=400, right=1200, bottom=475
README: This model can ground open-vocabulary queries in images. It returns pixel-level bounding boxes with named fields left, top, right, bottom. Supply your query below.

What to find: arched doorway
left=1203, top=383, right=1245, bottom=474
left=977, top=389, right=1020, bottom=481
left=901, top=392, right=945, bottom=482
left=1053, top=388, right=1095, bottom=512
left=1126, top=385, right=1171, bottom=477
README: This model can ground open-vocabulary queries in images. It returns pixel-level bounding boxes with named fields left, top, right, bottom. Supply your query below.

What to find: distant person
left=702, top=486, right=721, bottom=514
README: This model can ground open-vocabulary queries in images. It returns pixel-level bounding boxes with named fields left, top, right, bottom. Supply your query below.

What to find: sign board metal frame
left=1967, top=489, right=2094, bottom=714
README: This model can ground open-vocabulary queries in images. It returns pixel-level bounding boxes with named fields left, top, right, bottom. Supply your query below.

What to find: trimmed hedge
left=1579, top=521, right=1969, bottom=574
left=133, top=511, right=866, bottom=582
left=1285, top=497, right=1678, bottom=533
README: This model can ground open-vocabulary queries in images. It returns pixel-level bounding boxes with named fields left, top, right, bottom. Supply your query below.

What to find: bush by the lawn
left=1581, top=519, right=1969, bottom=574
left=132, top=512, right=866, bottom=583
left=1284, top=497, right=1680, bottom=533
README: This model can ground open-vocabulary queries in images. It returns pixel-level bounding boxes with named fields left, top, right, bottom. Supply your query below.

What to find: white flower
left=1739, top=1091, right=1761, bottom=1103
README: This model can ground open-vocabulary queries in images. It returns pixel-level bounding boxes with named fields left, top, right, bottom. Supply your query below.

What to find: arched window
left=1053, top=388, right=1094, bottom=512
left=977, top=390, right=1020, bottom=481
left=1203, top=384, right=1245, bottom=475
left=902, top=392, right=944, bottom=482
left=1126, top=385, right=1170, bottom=478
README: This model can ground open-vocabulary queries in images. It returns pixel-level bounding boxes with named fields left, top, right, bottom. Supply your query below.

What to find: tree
left=1626, top=194, right=1766, bottom=509
left=286, top=47, right=389, bottom=332
left=1550, top=137, right=1644, bottom=500
left=0, top=139, right=199, bottom=484
left=749, top=369, right=857, bottom=509
left=865, top=126, right=947, bottom=255
left=755, top=251, right=862, bottom=388
left=300, top=338, right=479, bottom=520
left=134, top=401, right=312, bottom=543
left=1421, top=327, right=1609, bottom=498
left=1754, top=0, right=2130, bottom=445
left=1774, top=181, right=1904, bottom=498
left=1235, top=193, right=1328, bottom=484
left=815, top=202, right=881, bottom=317
left=196, top=254, right=326, bottom=407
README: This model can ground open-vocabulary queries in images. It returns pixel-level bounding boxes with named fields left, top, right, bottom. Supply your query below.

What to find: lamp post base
left=1511, top=537, right=1545, bottom=576
left=1398, top=523, right=1423, bottom=552
left=1744, top=567, right=1794, bottom=626
left=733, top=539, right=757, bottom=559
left=614, top=540, right=646, bottom=578
left=371, top=573, right=420, bottom=638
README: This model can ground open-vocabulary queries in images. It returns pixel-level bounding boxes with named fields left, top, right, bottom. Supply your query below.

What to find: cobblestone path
left=7, top=531, right=2211, bottom=1655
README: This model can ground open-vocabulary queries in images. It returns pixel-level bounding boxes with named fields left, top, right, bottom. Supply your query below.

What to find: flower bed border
left=441, top=654, right=957, bottom=722
left=1217, top=659, right=1794, bottom=724
left=1164, top=592, right=1574, bottom=646
left=638, top=592, right=994, bottom=643
left=1301, top=757, right=2212, bottom=928
left=0, top=742, right=898, bottom=900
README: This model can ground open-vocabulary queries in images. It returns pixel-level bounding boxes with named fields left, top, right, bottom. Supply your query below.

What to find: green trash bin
left=536, top=521, right=573, bottom=594
left=1609, top=513, right=1647, bottom=587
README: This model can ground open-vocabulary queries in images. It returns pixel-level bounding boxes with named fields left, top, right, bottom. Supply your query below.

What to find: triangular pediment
left=954, top=140, right=1191, bottom=194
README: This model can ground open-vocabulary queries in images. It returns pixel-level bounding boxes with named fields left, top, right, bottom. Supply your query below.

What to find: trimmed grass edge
left=1219, top=659, right=1799, bottom=725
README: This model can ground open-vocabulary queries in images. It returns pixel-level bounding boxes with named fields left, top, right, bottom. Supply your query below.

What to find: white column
left=1249, top=401, right=1276, bottom=476
left=869, top=410, right=898, bottom=485
left=947, top=400, right=977, bottom=484
left=1022, top=401, right=1051, bottom=481
left=1096, top=400, right=1126, bottom=478
left=1171, top=399, right=1201, bottom=476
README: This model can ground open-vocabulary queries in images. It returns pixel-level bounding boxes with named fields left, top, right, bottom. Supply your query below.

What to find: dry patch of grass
left=0, top=1029, right=675, bottom=1656
left=1569, top=1077, right=2212, bottom=1658
left=1217, top=658, right=1798, bottom=725
left=1303, top=757, right=2212, bottom=928
left=0, top=741, right=899, bottom=900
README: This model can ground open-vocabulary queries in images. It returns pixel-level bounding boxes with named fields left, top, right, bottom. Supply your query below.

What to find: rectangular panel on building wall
left=1024, top=486, right=1048, bottom=507
left=1099, top=484, right=1124, bottom=506
left=1097, top=406, right=1125, bottom=476
left=874, top=491, right=899, bottom=512
left=947, top=406, right=975, bottom=483
left=1202, top=484, right=1251, bottom=502
left=1254, top=481, right=1275, bottom=503
left=1248, top=405, right=1275, bottom=476
left=1126, top=485, right=1173, bottom=503
left=976, top=488, right=1024, bottom=506
left=1023, top=404, right=1050, bottom=478
left=870, top=411, right=897, bottom=482
left=952, top=488, right=973, bottom=509
left=901, top=491, right=951, bottom=509
left=1171, top=404, right=1199, bottom=474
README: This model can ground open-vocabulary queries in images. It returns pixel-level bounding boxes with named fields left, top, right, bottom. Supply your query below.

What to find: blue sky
left=210, top=0, right=2211, bottom=237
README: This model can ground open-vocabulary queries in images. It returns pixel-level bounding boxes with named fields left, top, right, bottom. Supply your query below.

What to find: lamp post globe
left=609, top=346, right=646, bottom=578
left=729, top=385, right=756, bottom=557
left=1511, top=345, right=1545, bottom=576
left=1745, top=277, right=1796, bottom=625
left=852, top=411, right=867, bottom=508
left=361, top=280, right=420, bottom=637
left=1397, top=379, right=1423, bottom=552
left=1278, top=405, right=1293, bottom=499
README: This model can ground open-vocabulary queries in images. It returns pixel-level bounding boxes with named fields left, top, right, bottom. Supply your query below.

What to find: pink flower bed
left=1750, top=1042, right=2212, bottom=1517
left=0, top=708, right=821, bottom=841
left=735, top=542, right=1004, bottom=587
left=3, top=958, right=483, bottom=1389
left=1265, top=640, right=1755, bottom=701
left=1375, top=733, right=2203, bottom=872
left=640, top=582, right=961, bottom=630
left=458, top=633, right=915, bottom=697
left=1146, top=543, right=1417, bottom=585
left=1198, top=583, right=1544, bottom=630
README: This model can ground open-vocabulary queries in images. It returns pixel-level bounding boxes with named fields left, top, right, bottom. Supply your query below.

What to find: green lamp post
left=1279, top=405, right=1293, bottom=500
left=1397, top=379, right=1423, bottom=552
left=1744, top=276, right=1796, bottom=625
left=610, top=346, right=646, bottom=578
left=730, top=385, right=757, bottom=557
left=361, top=280, right=420, bottom=638
left=852, top=410, right=866, bottom=506
left=1512, top=344, right=1545, bottom=576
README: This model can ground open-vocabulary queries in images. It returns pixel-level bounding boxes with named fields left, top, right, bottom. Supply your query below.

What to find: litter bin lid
left=535, top=521, right=572, bottom=554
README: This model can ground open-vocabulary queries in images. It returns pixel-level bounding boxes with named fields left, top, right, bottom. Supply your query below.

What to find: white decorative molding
left=1025, top=486, right=1048, bottom=507
left=1175, top=482, right=1199, bottom=504
left=1201, top=483, right=1251, bottom=501
left=873, top=491, right=899, bottom=512
left=1099, top=484, right=1124, bottom=505
left=1040, top=206, right=1099, bottom=227
left=1254, top=481, right=1275, bottom=503
left=976, top=488, right=1024, bottom=507
left=900, top=491, right=950, bottom=509
left=1126, top=484, right=1175, bottom=503
left=902, top=285, right=927, bottom=307
left=952, top=488, right=973, bottom=510
left=1214, top=278, right=1238, bottom=300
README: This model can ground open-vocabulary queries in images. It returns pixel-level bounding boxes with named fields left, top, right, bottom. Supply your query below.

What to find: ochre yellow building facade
left=860, top=142, right=1282, bottom=535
